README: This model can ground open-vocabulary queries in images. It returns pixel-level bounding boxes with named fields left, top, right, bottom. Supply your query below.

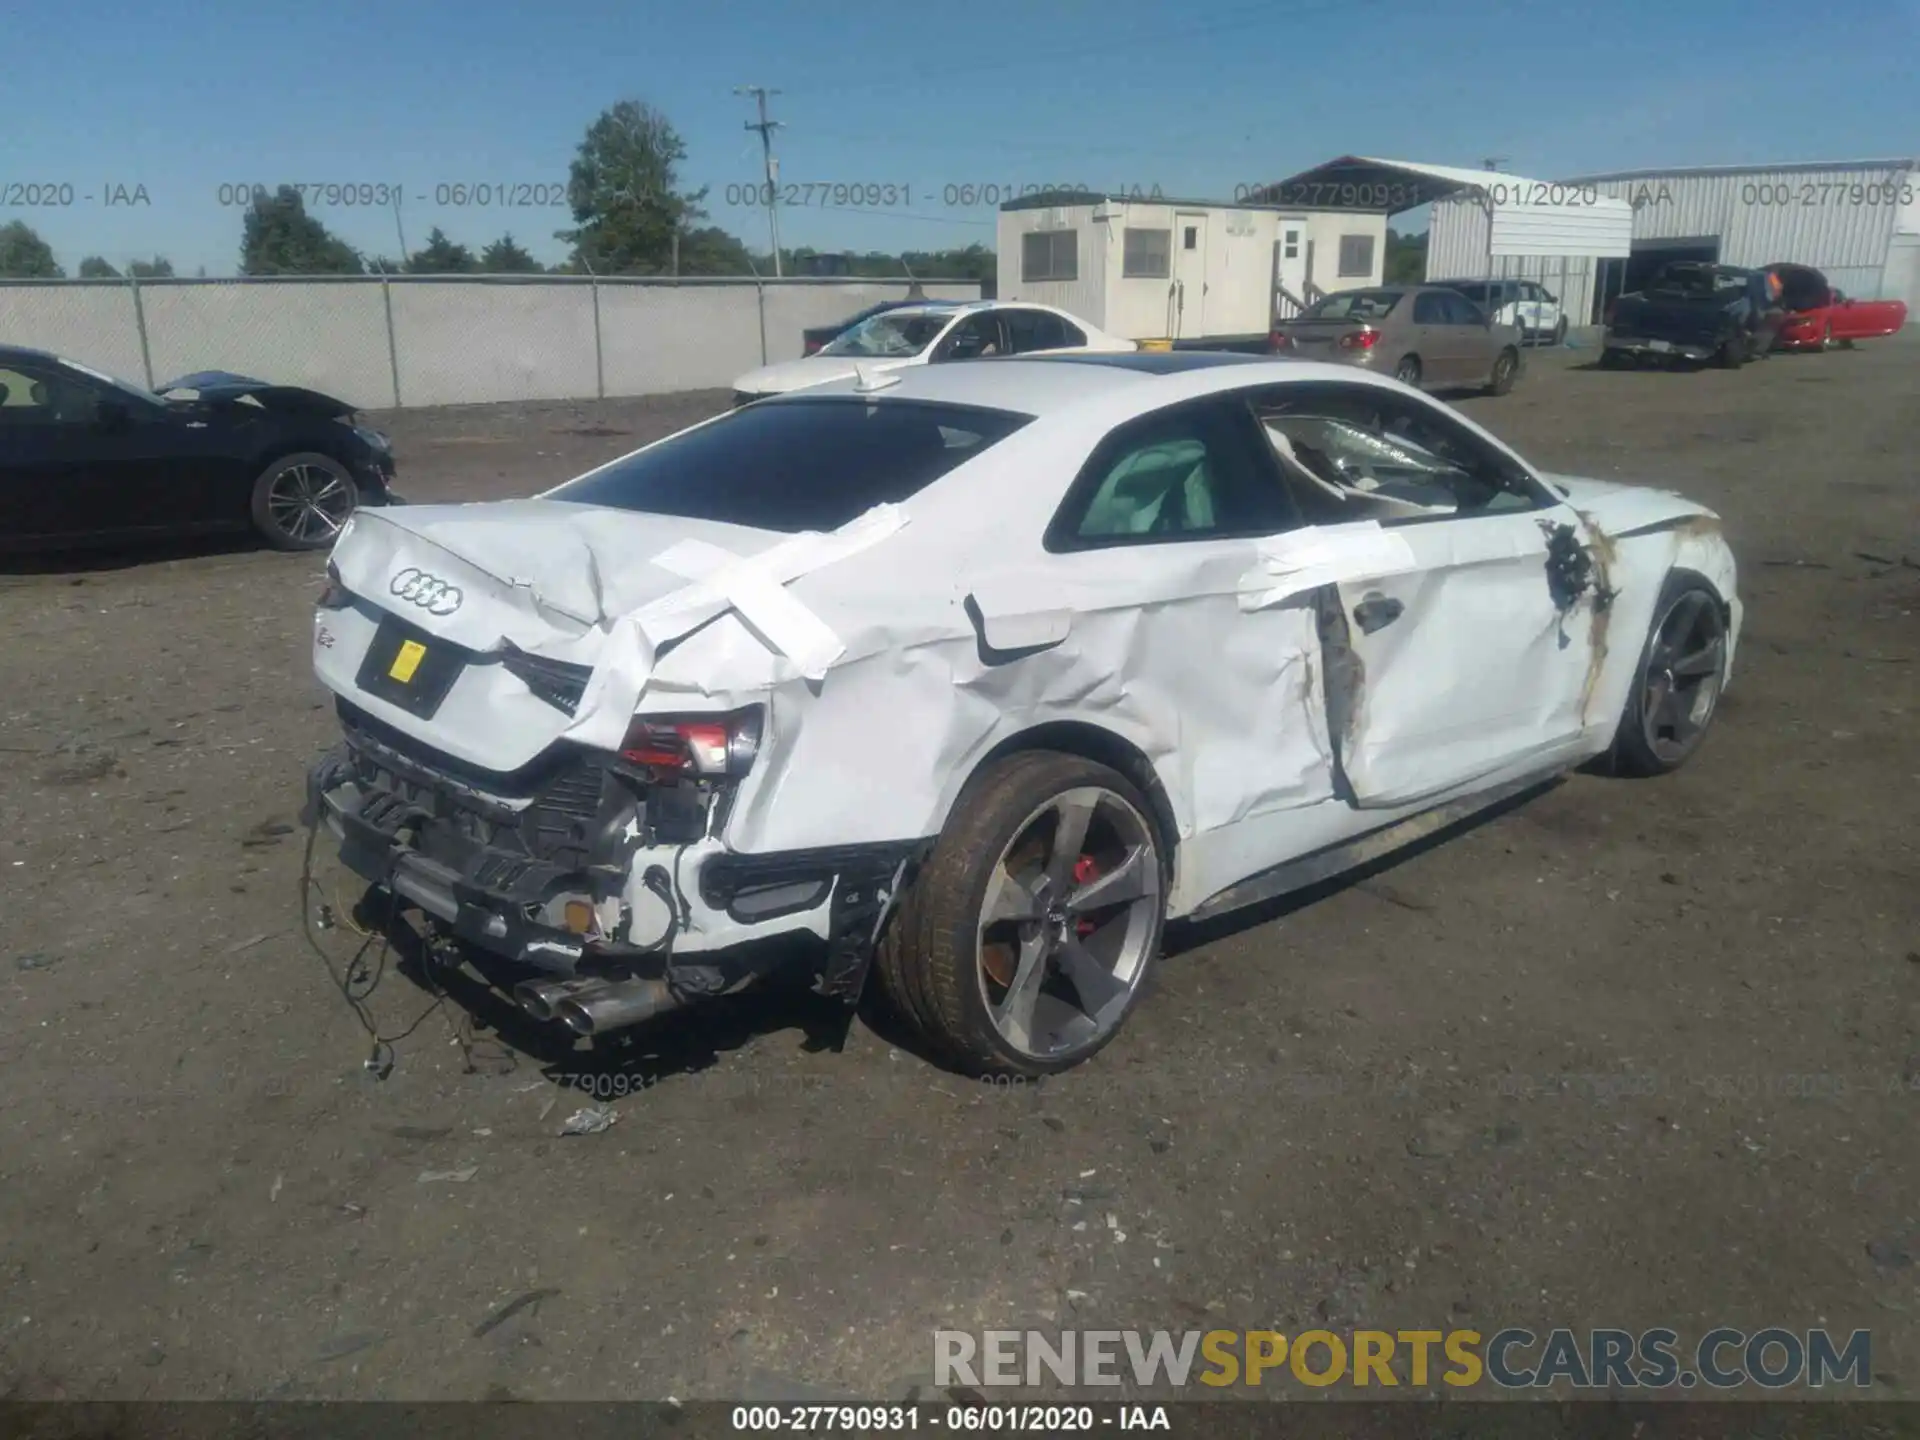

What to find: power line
left=735, top=86, right=784, bottom=278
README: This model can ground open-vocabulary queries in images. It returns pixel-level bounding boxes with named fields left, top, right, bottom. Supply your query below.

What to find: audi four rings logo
left=389, top=568, right=464, bottom=616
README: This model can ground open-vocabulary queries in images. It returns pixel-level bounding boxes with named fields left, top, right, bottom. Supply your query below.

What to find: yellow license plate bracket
left=388, top=638, right=428, bottom=683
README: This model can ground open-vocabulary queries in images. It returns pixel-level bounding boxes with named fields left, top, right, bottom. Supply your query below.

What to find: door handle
left=1352, top=593, right=1404, bottom=634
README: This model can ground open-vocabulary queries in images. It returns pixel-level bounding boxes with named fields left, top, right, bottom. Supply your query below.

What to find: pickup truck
left=1601, top=263, right=1784, bottom=369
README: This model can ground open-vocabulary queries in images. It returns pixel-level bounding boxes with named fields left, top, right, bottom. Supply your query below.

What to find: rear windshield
left=1650, top=264, right=1748, bottom=296
left=546, top=396, right=1032, bottom=532
left=1305, top=289, right=1402, bottom=321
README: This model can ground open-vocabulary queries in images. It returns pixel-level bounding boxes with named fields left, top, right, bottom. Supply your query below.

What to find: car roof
left=0, top=344, right=63, bottom=367
left=766, top=353, right=1387, bottom=418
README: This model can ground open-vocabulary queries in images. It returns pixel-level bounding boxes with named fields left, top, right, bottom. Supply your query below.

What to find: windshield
left=1304, top=290, right=1402, bottom=322
left=545, top=396, right=1032, bottom=532
left=819, top=311, right=953, bottom=357
left=55, top=355, right=169, bottom=406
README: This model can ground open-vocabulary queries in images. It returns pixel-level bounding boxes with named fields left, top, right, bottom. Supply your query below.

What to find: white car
left=731, top=300, right=1135, bottom=403
left=1436, top=279, right=1569, bottom=346
left=305, top=351, right=1741, bottom=1076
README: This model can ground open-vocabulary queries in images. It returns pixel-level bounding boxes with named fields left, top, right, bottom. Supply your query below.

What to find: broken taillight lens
left=619, top=707, right=763, bottom=777
left=318, top=560, right=351, bottom=609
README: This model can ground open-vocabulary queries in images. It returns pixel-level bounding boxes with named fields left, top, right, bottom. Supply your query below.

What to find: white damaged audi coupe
left=304, top=352, right=1740, bottom=1076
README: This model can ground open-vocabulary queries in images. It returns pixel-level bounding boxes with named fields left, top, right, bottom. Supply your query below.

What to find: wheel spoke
left=1654, top=683, right=1694, bottom=735
left=1066, top=843, right=1154, bottom=914
left=1671, top=637, right=1723, bottom=678
left=1055, top=935, right=1130, bottom=1027
left=1043, top=791, right=1098, bottom=893
left=992, top=931, right=1050, bottom=1051
left=983, top=862, right=1041, bottom=925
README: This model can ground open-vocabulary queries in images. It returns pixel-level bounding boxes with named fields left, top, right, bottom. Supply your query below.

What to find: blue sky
left=10, top=0, right=1917, bottom=275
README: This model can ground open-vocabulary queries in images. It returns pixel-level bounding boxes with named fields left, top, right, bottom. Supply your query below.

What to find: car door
left=1026, top=396, right=1340, bottom=904
left=1405, top=291, right=1453, bottom=383
left=0, top=361, right=229, bottom=541
left=1254, top=381, right=1602, bottom=808
left=1443, top=289, right=1500, bottom=379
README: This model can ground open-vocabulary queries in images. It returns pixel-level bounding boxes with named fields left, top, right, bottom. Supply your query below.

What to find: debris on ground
left=471, top=1287, right=561, bottom=1338
left=559, top=1105, right=621, bottom=1136
left=418, top=1166, right=479, bottom=1184
left=14, top=952, right=59, bottom=972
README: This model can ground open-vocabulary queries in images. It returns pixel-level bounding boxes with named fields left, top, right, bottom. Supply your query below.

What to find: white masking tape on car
left=1239, top=520, right=1419, bottom=611
left=555, top=503, right=911, bottom=750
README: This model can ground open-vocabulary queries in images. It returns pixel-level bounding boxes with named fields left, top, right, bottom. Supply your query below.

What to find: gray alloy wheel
left=872, top=750, right=1167, bottom=1076
left=1394, top=354, right=1422, bottom=386
left=1610, top=579, right=1728, bottom=776
left=973, top=785, right=1162, bottom=1064
left=250, top=452, right=359, bottom=551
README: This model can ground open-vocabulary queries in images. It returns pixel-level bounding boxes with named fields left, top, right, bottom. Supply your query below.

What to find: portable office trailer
left=996, top=193, right=1387, bottom=347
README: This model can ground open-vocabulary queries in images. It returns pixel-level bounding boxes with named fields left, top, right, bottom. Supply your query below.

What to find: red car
left=1769, top=262, right=1908, bottom=351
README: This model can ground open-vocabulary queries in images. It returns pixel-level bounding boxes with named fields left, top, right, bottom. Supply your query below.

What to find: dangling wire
left=299, top=811, right=465, bottom=1078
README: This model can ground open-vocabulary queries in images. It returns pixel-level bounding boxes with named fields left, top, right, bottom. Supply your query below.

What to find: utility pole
left=736, top=85, right=784, bottom=278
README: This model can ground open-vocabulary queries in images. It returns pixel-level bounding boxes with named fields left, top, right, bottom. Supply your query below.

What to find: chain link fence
left=0, top=275, right=981, bottom=410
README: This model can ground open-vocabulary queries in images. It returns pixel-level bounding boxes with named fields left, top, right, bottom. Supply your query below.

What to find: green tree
left=1385, top=227, right=1427, bottom=285
left=560, top=99, right=707, bottom=274
left=478, top=233, right=542, bottom=273
left=364, top=255, right=400, bottom=275
left=240, top=186, right=363, bottom=275
left=78, top=255, right=121, bottom=278
left=676, top=225, right=753, bottom=275
left=0, top=221, right=63, bottom=278
left=406, top=227, right=476, bottom=274
left=129, top=256, right=174, bottom=278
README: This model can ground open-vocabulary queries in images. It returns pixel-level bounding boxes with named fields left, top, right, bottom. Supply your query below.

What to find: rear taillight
left=1339, top=329, right=1381, bottom=350
left=318, top=560, right=351, bottom=610
left=803, top=339, right=823, bottom=355
left=1269, top=331, right=1292, bottom=352
left=1604, top=300, right=1618, bottom=326
left=619, top=707, right=763, bottom=777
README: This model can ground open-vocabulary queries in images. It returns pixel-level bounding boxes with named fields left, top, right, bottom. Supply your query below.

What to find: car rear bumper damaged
left=301, top=736, right=924, bottom=1036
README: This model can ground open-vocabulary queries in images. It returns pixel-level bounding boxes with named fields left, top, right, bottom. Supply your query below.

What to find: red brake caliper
left=1071, top=854, right=1099, bottom=936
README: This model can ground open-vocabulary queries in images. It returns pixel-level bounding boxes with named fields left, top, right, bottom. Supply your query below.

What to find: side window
left=0, top=366, right=97, bottom=424
left=1412, top=292, right=1446, bottom=324
left=937, top=314, right=1003, bottom=361
left=1050, top=400, right=1300, bottom=549
left=1001, top=309, right=1071, bottom=354
left=1444, top=292, right=1484, bottom=324
left=1252, top=383, right=1544, bottom=521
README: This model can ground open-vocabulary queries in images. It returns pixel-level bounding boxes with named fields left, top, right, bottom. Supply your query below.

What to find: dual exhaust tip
left=514, top=974, right=681, bottom=1037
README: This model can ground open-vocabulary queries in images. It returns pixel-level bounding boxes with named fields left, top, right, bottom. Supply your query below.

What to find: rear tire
left=1485, top=347, right=1520, bottom=395
left=1606, top=573, right=1729, bottom=778
left=251, top=452, right=358, bottom=551
left=1393, top=354, right=1422, bottom=387
left=1598, top=347, right=1625, bottom=370
left=1717, top=335, right=1746, bottom=370
left=874, top=751, right=1166, bottom=1077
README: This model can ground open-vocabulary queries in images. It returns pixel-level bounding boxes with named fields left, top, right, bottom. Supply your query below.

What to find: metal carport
left=1248, top=156, right=1633, bottom=330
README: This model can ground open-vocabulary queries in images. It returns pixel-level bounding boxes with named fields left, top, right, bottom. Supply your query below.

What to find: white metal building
left=1430, top=158, right=1920, bottom=323
left=995, top=192, right=1387, bottom=346
left=1261, top=156, right=1634, bottom=333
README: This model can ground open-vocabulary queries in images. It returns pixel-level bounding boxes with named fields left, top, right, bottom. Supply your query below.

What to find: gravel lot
left=1, top=343, right=1915, bottom=1405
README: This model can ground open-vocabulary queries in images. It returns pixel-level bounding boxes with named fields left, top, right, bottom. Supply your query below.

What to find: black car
left=1601, top=263, right=1785, bottom=370
left=800, top=291, right=927, bottom=356
left=0, top=346, right=401, bottom=554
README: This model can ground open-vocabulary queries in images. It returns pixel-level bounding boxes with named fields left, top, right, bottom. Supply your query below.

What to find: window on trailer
left=1338, top=234, right=1375, bottom=278
left=1122, top=228, right=1171, bottom=279
left=1021, top=229, right=1079, bottom=283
